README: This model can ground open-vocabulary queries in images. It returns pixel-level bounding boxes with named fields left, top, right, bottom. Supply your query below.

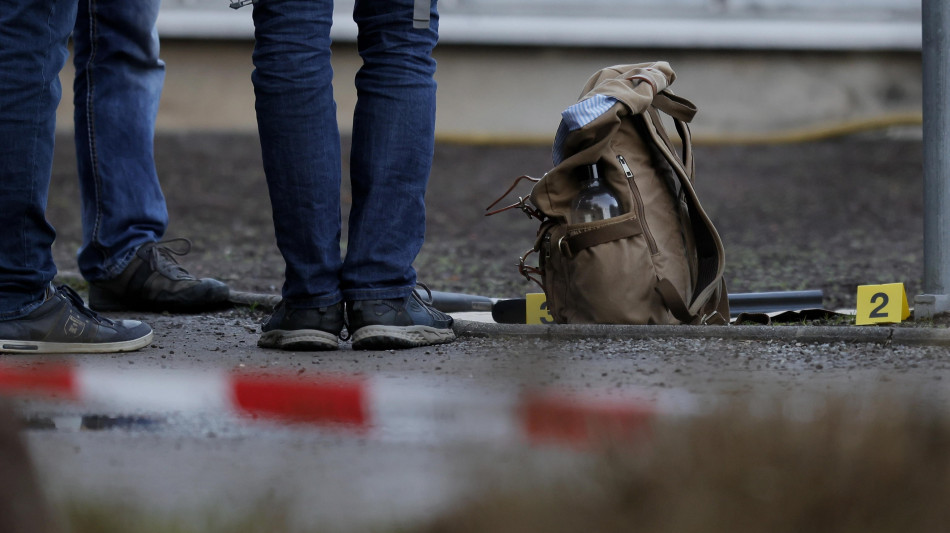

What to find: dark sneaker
left=258, top=301, right=345, bottom=351
left=88, top=239, right=230, bottom=312
left=346, top=289, right=456, bottom=350
left=0, top=285, right=153, bottom=354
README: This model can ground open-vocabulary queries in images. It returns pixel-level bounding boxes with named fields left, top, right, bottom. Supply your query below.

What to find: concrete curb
left=228, top=290, right=281, bottom=309
left=221, top=290, right=950, bottom=347
left=453, top=321, right=950, bottom=347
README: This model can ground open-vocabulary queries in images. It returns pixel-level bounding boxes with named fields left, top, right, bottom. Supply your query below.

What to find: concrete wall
left=54, top=41, right=921, bottom=142
left=52, top=0, right=921, bottom=140
left=54, top=0, right=924, bottom=141
left=157, top=0, right=921, bottom=48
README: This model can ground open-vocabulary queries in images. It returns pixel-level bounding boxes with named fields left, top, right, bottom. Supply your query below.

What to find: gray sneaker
left=258, top=301, right=345, bottom=351
left=0, top=285, right=153, bottom=354
left=346, top=288, right=456, bottom=350
left=88, top=239, right=229, bottom=312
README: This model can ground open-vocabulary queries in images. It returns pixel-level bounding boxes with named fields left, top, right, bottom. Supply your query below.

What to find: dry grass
left=62, top=503, right=293, bottom=533
left=7, top=394, right=950, bottom=533
left=0, top=401, right=58, bottom=533
left=422, top=395, right=950, bottom=533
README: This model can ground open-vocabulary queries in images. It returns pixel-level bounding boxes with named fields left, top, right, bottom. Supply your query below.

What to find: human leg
left=72, top=0, right=167, bottom=279
left=73, top=0, right=229, bottom=311
left=251, top=0, right=345, bottom=349
left=342, top=0, right=440, bottom=302
left=342, top=0, right=454, bottom=349
left=251, top=0, right=343, bottom=308
left=0, top=0, right=77, bottom=319
left=0, top=0, right=151, bottom=352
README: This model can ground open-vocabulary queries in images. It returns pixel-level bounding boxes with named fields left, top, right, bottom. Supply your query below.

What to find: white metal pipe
left=156, top=12, right=921, bottom=51
left=922, top=0, right=950, bottom=296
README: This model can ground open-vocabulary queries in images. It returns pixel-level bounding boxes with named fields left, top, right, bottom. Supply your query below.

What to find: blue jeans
left=73, top=0, right=168, bottom=283
left=252, top=0, right=439, bottom=309
left=0, top=0, right=166, bottom=319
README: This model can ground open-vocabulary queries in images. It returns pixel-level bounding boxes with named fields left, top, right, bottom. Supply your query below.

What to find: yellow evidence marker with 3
left=526, top=293, right=554, bottom=324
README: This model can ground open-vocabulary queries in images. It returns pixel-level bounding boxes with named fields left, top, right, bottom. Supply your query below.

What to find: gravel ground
left=47, top=132, right=928, bottom=310
left=41, top=131, right=948, bottom=382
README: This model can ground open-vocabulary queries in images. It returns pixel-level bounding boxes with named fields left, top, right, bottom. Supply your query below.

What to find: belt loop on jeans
left=413, top=0, right=430, bottom=29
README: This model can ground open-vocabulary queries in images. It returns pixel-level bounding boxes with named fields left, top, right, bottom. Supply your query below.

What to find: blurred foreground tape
left=855, top=283, right=910, bottom=325
left=521, top=391, right=654, bottom=449
left=0, top=363, right=685, bottom=450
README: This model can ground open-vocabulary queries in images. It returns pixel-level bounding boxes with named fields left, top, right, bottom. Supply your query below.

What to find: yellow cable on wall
left=435, top=112, right=923, bottom=147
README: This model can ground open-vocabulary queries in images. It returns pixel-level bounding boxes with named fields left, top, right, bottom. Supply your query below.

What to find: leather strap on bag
left=651, top=91, right=696, bottom=176
left=560, top=217, right=643, bottom=257
left=647, top=107, right=693, bottom=180
left=706, top=278, right=731, bottom=325
left=658, top=276, right=729, bottom=325
left=674, top=119, right=695, bottom=180
left=641, top=104, right=727, bottom=323
left=655, top=278, right=695, bottom=324
left=652, top=91, right=697, bottom=123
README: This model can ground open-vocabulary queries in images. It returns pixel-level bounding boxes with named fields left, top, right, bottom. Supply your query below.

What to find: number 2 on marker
left=868, top=292, right=889, bottom=319
left=855, top=283, right=909, bottom=325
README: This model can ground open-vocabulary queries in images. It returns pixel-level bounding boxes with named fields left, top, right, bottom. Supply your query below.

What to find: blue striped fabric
left=552, top=94, right=618, bottom=165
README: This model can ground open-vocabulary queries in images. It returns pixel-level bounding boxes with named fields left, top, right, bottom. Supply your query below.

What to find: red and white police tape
left=0, top=363, right=696, bottom=448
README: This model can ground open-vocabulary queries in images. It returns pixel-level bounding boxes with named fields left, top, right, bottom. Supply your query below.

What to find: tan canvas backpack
left=488, top=62, right=729, bottom=325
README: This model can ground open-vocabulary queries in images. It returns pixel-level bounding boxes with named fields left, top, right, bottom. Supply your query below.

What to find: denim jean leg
left=0, top=0, right=78, bottom=319
left=342, top=0, right=439, bottom=302
left=251, top=0, right=344, bottom=308
left=73, top=0, right=168, bottom=282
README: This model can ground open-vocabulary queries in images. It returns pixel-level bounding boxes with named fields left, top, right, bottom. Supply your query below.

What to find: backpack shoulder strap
left=652, top=91, right=697, bottom=123
left=640, top=107, right=728, bottom=323
left=647, top=106, right=694, bottom=181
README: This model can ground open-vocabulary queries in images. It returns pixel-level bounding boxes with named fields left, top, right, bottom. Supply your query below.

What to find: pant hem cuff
left=343, top=285, right=416, bottom=302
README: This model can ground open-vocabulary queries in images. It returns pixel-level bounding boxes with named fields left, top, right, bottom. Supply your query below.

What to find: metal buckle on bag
left=485, top=195, right=543, bottom=220
left=700, top=310, right=724, bottom=325
left=519, top=248, right=545, bottom=290
left=557, top=235, right=573, bottom=259
left=517, top=196, right=543, bottom=219
left=485, top=175, right=544, bottom=220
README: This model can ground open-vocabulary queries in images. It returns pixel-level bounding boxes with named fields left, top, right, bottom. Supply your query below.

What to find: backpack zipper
left=618, top=154, right=658, bottom=254
left=617, top=154, right=634, bottom=178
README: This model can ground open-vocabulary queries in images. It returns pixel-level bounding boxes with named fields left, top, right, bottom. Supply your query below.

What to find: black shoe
left=346, top=289, right=456, bottom=350
left=88, top=239, right=230, bottom=312
left=258, top=301, right=344, bottom=351
left=0, top=285, right=153, bottom=354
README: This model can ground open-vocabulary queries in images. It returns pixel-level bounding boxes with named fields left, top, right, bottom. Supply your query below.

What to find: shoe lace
left=413, top=282, right=452, bottom=320
left=413, top=282, right=436, bottom=306
left=336, top=300, right=351, bottom=341
left=146, top=238, right=195, bottom=280
left=57, top=284, right=112, bottom=325
left=339, top=283, right=436, bottom=341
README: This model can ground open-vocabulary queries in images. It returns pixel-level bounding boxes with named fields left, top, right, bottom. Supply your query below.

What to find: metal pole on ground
left=917, top=0, right=950, bottom=318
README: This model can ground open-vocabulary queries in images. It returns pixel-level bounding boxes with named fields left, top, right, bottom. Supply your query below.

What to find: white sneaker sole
left=0, top=331, right=154, bottom=354
left=258, top=329, right=340, bottom=351
left=350, top=325, right=456, bottom=350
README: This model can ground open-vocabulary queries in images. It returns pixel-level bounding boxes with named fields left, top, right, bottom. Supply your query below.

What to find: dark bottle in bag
left=570, top=162, right=622, bottom=224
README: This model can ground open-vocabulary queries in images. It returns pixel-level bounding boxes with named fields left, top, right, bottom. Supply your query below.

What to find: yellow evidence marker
left=855, top=283, right=910, bottom=325
left=526, top=293, right=554, bottom=324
